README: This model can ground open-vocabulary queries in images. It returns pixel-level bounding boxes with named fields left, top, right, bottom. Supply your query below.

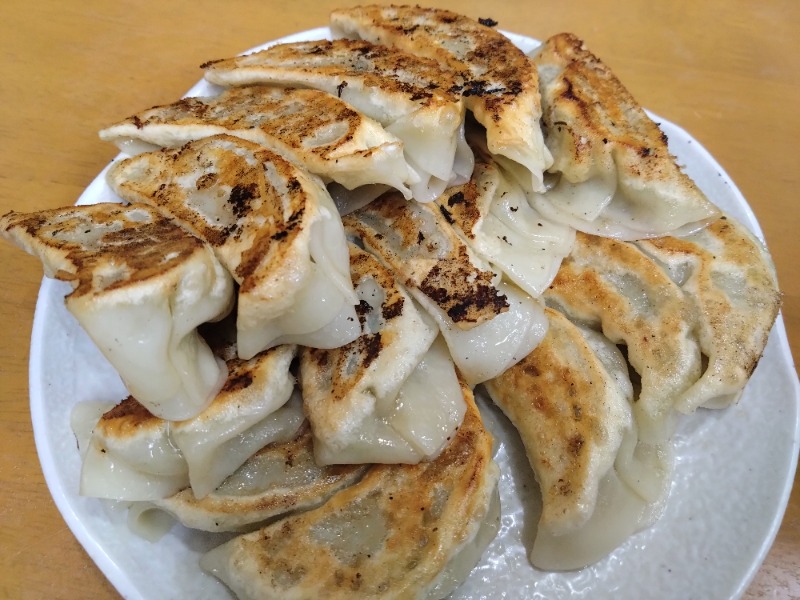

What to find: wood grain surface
left=0, top=1, right=797, bottom=598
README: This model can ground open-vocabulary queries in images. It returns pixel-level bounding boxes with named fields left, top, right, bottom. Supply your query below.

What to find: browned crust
left=432, top=150, right=497, bottom=240
left=102, top=86, right=390, bottom=163
left=211, top=383, right=495, bottom=597
left=158, top=424, right=368, bottom=528
left=534, top=30, right=720, bottom=224
left=486, top=307, right=619, bottom=528
left=0, top=203, right=203, bottom=299
left=344, top=192, right=508, bottom=327
left=107, top=135, right=314, bottom=295
left=637, top=216, right=782, bottom=400
left=203, top=38, right=460, bottom=107
left=301, top=245, right=407, bottom=404
left=544, top=231, right=700, bottom=434
left=331, top=5, right=536, bottom=118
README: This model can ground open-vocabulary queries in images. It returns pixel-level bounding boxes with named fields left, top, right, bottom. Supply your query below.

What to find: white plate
left=28, top=27, right=800, bottom=600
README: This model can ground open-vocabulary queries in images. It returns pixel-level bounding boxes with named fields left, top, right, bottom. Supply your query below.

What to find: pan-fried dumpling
left=106, top=134, right=359, bottom=359
left=78, top=343, right=300, bottom=501
left=171, top=341, right=300, bottom=498
left=344, top=191, right=547, bottom=385
left=485, top=308, right=632, bottom=537
left=636, top=215, right=781, bottom=411
left=544, top=232, right=702, bottom=443
left=331, top=4, right=552, bottom=193
left=202, top=39, right=473, bottom=202
left=80, top=398, right=188, bottom=501
left=573, top=322, right=671, bottom=522
left=201, top=383, right=500, bottom=600
left=99, top=85, right=414, bottom=200
left=302, top=244, right=462, bottom=465
left=0, top=203, right=233, bottom=420
left=485, top=308, right=671, bottom=570
left=528, top=33, right=720, bottom=239
left=130, top=423, right=369, bottom=534
left=434, top=144, right=575, bottom=298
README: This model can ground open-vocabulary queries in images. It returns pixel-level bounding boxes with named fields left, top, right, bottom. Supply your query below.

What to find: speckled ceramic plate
left=28, top=27, right=800, bottom=600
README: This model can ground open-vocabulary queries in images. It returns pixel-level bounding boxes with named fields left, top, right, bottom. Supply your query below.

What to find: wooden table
left=0, top=1, right=797, bottom=598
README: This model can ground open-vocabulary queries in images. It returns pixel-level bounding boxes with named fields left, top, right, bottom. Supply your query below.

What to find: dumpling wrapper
left=78, top=342, right=300, bottom=501
left=99, top=85, right=414, bottom=202
left=201, top=383, right=501, bottom=600
left=344, top=191, right=547, bottom=385
left=0, top=202, right=233, bottom=420
left=544, top=232, right=702, bottom=443
left=636, top=214, right=781, bottom=411
left=528, top=33, right=721, bottom=240
left=202, top=38, right=473, bottom=202
left=435, top=144, right=575, bottom=298
left=330, top=4, right=552, bottom=193
left=106, top=134, right=359, bottom=359
left=128, top=421, right=369, bottom=534
left=171, top=340, right=300, bottom=498
left=302, top=244, right=464, bottom=465
left=485, top=308, right=671, bottom=570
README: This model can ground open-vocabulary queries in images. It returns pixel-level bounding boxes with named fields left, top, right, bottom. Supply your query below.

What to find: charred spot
left=228, top=183, right=258, bottom=218
left=219, top=223, right=239, bottom=241
left=382, top=296, right=404, bottom=320
left=286, top=178, right=302, bottom=192
left=355, top=299, right=373, bottom=318
left=361, top=332, right=383, bottom=370
left=409, top=90, right=433, bottom=101
left=445, top=282, right=508, bottom=322
left=568, top=434, right=585, bottom=455
left=417, top=230, right=425, bottom=244
left=437, top=204, right=455, bottom=225
left=639, top=147, right=651, bottom=157
left=424, top=285, right=450, bottom=304
left=478, top=17, right=498, bottom=27
left=522, top=362, right=541, bottom=377
left=448, top=83, right=464, bottom=95
left=102, top=396, right=153, bottom=422
left=309, top=348, right=329, bottom=369
left=132, top=115, right=144, bottom=129
left=403, top=24, right=419, bottom=33
left=223, top=370, right=254, bottom=392
left=439, top=15, right=458, bottom=23
left=560, top=79, right=579, bottom=102
left=505, top=80, right=523, bottom=96
left=661, top=131, right=669, bottom=144
left=447, top=191, right=465, bottom=207
left=336, top=80, right=348, bottom=98
left=309, top=45, right=326, bottom=55
left=199, top=58, right=224, bottom=69
left=195, top=172, right=218, bottom=190
left=461, top=79, right=489, bottom=98
left=276, top=207, right=305, bottom=239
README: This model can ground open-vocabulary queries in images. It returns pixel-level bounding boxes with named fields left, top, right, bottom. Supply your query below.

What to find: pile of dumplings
left=0, top=5, right=782, bottom=599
